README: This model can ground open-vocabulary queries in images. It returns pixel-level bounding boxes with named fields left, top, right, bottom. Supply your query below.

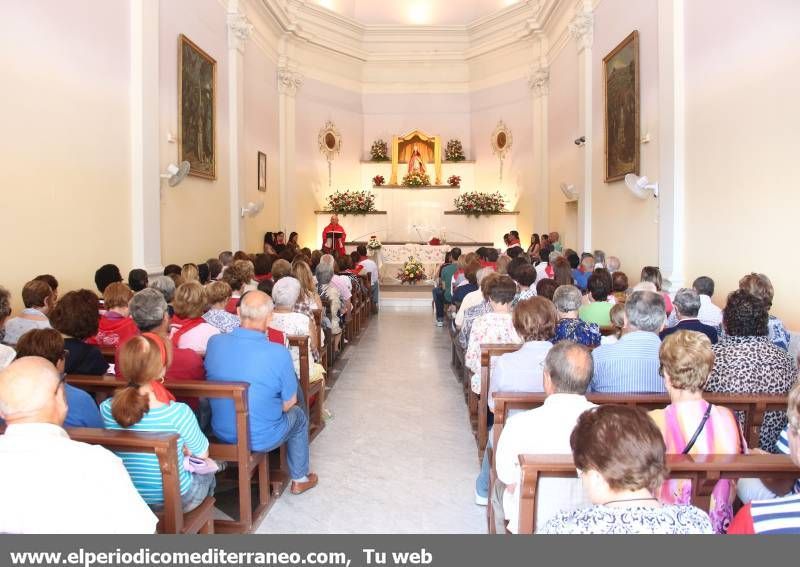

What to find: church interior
left=2, top=0, right=800, bottom=536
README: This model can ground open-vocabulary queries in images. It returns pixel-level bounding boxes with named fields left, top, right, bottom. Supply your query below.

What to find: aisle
left=256, top=306, right=485, bottom=533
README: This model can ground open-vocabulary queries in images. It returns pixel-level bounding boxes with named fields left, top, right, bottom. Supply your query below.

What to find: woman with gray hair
left=316, top=262, right=343, bottom=350
left=0, top=286, right=15, bottom=368
left=552, top=285, right=601, bottom=347
left=270, top=278, right=324, bottom=383
left=148, top=275, right=176, bottom=317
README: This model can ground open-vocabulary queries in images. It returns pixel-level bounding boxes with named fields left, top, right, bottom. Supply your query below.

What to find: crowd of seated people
left=435, top=231, right=800, bottom=534
left=0, top=235, right=382, bottom=532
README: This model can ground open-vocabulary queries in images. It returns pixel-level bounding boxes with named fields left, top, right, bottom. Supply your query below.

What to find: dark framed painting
left=257, top=151, right=267, bottom=192
left=178, top=34, right=216, bottom=180
left=603, top=30, right=639, bottom=182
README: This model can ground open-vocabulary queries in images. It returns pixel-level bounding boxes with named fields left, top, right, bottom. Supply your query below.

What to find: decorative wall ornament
left=568, top=10, right=594, bottom=51
left=491, top=121, right=513, bottom=182
left=528, top=65, right=550, bottom=97
left=318, top=121, right=342, bottom=188
left=603, top=30, right=640, bottom=182
left=227, top=12, right=253, bottom=52
left=277, top=62, right=303, bottom=96
left=178, top=34, right=217, bottom=180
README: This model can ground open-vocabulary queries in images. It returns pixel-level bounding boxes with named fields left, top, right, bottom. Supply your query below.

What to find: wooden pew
left=476, top=344, right=522, bottom=459
left=516, top=453, right=800, bottom=534
left=67, top=427, right=215, bottom=534
left=492, top=392, right=789, bottom=453
left=358, top=273, right=373, bottom=316
left=287, top=335, right=325, bottom=441
left=66, top=376, right=280, bottom=534
left=311, top=308, right=327, bottom=373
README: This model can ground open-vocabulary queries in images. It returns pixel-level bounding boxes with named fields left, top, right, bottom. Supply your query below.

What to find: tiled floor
left=255, top=305, right=486, bottom=533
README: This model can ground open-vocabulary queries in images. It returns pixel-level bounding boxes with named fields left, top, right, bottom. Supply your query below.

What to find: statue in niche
left=407, top=144, right=427, bottom=175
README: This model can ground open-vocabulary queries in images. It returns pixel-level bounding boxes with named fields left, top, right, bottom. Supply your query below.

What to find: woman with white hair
left=552, top=285, right=601, bottom=347
left=270, top=278, right=324, bottom=383
left=316, top=262, right=343, bottom=351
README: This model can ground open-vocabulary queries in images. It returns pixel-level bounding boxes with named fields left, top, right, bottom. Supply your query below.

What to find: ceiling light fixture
left=407, top=1, right=432, bottom=25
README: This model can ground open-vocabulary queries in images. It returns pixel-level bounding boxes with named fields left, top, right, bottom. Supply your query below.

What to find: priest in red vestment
left=321, top=214, right=347, bottom=256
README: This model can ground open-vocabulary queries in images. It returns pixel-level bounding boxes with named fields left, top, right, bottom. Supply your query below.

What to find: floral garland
left=398, top=256, right=427, bottom=284
left=453, top=191, right=506, bottom=216
left=324, top=190, right=376, bottom=214
left=370, top=139, right=389, bottom=161
left=445, top=139, right=465, bottom=161
left=367, top=235, right=382, bottom=250
left=402, top=171, right=431, bottom=187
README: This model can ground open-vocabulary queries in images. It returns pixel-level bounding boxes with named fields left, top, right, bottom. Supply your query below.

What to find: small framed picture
left=257, top=151, right=267, bottom=192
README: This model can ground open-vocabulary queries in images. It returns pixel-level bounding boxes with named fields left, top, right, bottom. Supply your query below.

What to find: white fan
left=560, top=182, right=579, bottom=201
left=160, top=161, right=190, bottom=187
left=241, top=201, right=264, bottom=218
left=624, top=174, right=659, bottom=199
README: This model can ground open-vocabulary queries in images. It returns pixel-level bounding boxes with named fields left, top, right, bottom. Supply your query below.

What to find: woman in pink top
left=649, top=330, right=746, bottom=533
left=168, top=282, right=220, bottom=353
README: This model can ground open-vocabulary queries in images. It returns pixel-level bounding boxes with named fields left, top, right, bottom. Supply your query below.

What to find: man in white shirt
left=0, top=357, right=158, bottom=534
left=355, top=245, right=380, bottom=311
left=693, top=275, right=723, bottom=328
left=494, top=341, right=596, bottom=533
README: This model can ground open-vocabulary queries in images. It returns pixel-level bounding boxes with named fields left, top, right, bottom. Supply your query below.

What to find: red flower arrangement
left=325, top=190, right=376, bottom=214
left=429, top=237, right=442, bottom=245
left=453, top=191, right=506, bottom=216
left=448, top=175, right=461, bottom=188
left=372, top=175, right=385, bottom=187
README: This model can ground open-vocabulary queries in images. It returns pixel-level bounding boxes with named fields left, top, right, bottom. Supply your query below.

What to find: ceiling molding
left=249, top=0, right=585, bottom=93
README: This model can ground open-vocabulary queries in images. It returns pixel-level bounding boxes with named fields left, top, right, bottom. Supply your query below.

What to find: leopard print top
left=706, top=335, right=798, bottom=451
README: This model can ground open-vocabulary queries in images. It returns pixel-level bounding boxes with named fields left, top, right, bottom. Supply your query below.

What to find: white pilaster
left=570, top=1, right=594, bottom=252
left=227, top=0, right=253, bottom=251
left=277, top=56, right=302, bottom=234
left=657, top=0, right=686, bottom=291
left=529, top=57, right=550, bottom=233
left=129, top=0, right=162, bottom=273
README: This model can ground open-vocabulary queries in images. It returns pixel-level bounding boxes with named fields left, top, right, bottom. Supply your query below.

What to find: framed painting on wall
left=178, top=34, right=216, bottom=180
left=258, top=151, right=267, bottom=192
left=603, top=30, right=639, bottom=182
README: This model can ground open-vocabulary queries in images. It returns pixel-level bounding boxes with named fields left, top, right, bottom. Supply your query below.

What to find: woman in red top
left=87, top=282, right=139, bottom=348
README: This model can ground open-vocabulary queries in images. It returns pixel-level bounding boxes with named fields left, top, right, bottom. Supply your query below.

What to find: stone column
left=657, top=0, right=686, bottom=291
left=529, top=58, right=550, bottom=236
left=569, top=1, right=594, bottom=253
left=226, top=1, right=253, bottom=251
left=129, top=0, right=162, bottom=273
left=277, top=57, right=302, bottom=235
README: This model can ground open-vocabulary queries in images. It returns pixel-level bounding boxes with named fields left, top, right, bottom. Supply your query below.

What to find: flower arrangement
left=445, top=139, right=465, bottom=161
left=370, top=139, right=389, bottom=161
left=448, top=175, right=461, bottom=188
left=453, top=191, right=506, bottom=216
left=429, top=237, right=442, bottom=246
left=367, top=235, right=382, bottom=250
left=402, top=171, right=431, bottom=187
left=372, top=175, right=385, bottom=186
left=398, top=256, right=427, bottom=284
left=324, top=190, right=376, bottom=214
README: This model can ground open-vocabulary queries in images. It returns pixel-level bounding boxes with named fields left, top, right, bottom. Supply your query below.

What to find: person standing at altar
left=321, top=215, right=347, bottom=257
left=506, top=231, right=523, bottom=255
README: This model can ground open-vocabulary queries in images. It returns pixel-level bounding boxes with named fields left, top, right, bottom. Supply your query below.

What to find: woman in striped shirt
left=649, top=330, right=746, bottom=533
left=101, top=334, right=215, bottom=512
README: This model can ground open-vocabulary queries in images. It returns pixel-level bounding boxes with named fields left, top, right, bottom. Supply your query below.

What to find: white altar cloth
left=373, top=244, right=450, bottom=284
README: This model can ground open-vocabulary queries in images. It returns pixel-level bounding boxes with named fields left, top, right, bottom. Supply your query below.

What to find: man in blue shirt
left=205, top=291, right=318, bottom=495
left=590, top=290, right=666, bottom=393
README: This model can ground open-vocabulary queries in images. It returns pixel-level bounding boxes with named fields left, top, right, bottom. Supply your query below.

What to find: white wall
left=590, top=0, right=660, bottom=274
left=684, top=0, right=800, bottom=328
left=159, top=0, right=231, bottom=264
left=547, top=37, right=581, bottom=250
left=0, top=0, right=132, bottom=309
left=295, top=79, right=364, bottom=249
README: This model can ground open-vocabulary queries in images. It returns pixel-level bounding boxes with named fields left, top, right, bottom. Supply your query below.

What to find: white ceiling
left=313, top=0, right=522, bottom=26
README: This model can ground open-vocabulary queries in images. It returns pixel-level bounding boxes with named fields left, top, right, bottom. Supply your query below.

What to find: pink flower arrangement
left=325, top=190, right=376, bottom=214
left=453, top=191, right=506, bottom=216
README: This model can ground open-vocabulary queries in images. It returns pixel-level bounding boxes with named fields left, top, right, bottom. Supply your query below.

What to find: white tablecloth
left=374, top=244, right=450, bottom=284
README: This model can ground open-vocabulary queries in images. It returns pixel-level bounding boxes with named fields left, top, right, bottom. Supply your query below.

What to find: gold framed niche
left=390, top=129, right=442, bottom=185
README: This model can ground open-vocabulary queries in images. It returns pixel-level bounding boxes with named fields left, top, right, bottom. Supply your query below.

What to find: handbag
left=183, top=455, right=220, bottom=475
left=682, top=402, right=713, bottom=454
